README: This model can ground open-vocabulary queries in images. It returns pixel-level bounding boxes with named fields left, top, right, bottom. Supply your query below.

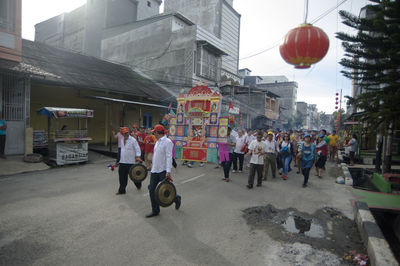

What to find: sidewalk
left=0, top=155, right=50, bottom=177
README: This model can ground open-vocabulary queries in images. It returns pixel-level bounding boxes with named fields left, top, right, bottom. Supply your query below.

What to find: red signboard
left=182, top=147, right=207, bottom=162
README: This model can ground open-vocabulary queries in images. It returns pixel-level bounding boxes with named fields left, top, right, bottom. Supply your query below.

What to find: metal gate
left=0, top=73, right=27, bottom=155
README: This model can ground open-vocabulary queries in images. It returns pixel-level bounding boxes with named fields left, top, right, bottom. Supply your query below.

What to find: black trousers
left=248, top=163, right=263, bottom=186
left=149, top=171, right=180, bottom=214
left=302, top=167, right=311, bottom=185
left=0, top=135, right=5, bottom=155
left=118, top=163, right=141, bottom=193
left=222, top=153, right=233, bottom=179
left=232, top=152, right=244, bottom=171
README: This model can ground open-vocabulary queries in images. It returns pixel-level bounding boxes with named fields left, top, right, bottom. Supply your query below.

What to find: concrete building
left=296, top=101, right=308, bottom=128
left=0, top=0, right=21, bottom=62
left=35, top=0, right=162, bottom=57
left=101, top=13, right=227, bottom=95
left=35, top=0, right=241, bottom=95
left=0, top=0, right=26, bottom=155
left=164, top=0, right=241, bottom=82
left=306, top=104, right=319, bottom=130
left=244, top=75, right=297, bottom=127
left=219, top=85, right=279, bottom=129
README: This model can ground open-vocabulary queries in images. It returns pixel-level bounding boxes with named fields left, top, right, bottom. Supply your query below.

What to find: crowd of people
left=110, top=123, right=358, bottom=216
left=219, top=127, right=357, bottom=188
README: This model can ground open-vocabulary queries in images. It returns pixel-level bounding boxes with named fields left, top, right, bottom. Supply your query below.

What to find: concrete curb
left=354, top=201, right=398, bottom=266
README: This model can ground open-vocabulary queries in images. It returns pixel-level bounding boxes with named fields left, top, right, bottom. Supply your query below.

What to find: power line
left=232, top=0, right=350, bottom=62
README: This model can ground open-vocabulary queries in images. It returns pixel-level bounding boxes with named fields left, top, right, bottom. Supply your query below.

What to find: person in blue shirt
left=298, top=133, right=316, bottom=188
left=0, top=111, right=6, bottom=159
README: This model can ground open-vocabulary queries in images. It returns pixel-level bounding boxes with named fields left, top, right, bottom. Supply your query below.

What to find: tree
left=336, top=0, right=400, bottom=172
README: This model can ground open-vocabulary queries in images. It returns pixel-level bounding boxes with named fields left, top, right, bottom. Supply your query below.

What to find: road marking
left=181, top=174, right=205, bottom=184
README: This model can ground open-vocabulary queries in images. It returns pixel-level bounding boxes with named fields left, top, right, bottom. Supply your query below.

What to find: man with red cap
left=136, top=126, right=147, bottom=161
left=116, top=127, right=142, bottom=194
left=146, top=124, right=181, bottom=218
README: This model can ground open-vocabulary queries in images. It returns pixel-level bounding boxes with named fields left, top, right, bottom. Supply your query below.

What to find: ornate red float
left=280, top=24, right=329, bottom=69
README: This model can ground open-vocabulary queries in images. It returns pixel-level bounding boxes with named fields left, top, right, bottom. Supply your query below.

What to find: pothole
left=243, top=204, right=367, bottom=262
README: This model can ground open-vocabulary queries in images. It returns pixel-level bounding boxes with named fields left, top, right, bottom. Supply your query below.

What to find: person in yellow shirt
left=328, top=130, right=339, bottom=161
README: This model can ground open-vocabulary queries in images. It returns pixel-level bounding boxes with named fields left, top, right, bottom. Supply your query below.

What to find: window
left=1, top=74, right=25, bottom=121
left=196, top=46, right=218, bottom=81
left=193, top=50, right=197, bottom=74
left=0, top=0, right=14, bottom=32
left=147, top=1, right=151, bottom=7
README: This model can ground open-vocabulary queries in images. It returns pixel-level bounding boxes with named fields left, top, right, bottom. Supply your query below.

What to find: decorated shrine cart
left=37, top=107, right=94, bottom=165
left=168, top=85, right=229, bottom=163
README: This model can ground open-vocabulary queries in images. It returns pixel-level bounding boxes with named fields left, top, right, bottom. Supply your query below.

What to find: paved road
left=0, top=154, right=355, bottom=265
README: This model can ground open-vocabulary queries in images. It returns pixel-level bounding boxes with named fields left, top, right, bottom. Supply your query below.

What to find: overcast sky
left=21, top=0, right=368, bottom=114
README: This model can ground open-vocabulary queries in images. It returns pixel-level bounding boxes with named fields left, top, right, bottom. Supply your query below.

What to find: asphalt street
left=0, top=153, right=355, bottom=266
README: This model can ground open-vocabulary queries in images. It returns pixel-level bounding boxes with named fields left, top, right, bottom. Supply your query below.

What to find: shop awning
left=37, top=107, right=94, bottom=118
left=87, top=95, right=173, bottom=109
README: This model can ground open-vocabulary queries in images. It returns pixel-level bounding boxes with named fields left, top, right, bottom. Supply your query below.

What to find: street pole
left=337, top=88, right=342, bottom=138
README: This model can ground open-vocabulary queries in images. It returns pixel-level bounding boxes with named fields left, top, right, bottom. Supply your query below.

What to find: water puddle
left=281, top=213, right=325, bottom=238
left=242, top=205, right=367, bottom=258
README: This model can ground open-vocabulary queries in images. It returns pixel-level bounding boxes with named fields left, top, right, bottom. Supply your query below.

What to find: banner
left=56, top=142, right=88, bottom=165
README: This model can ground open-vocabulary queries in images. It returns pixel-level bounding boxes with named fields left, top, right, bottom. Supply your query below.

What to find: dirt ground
left=243, top=204, right=367, bottom=265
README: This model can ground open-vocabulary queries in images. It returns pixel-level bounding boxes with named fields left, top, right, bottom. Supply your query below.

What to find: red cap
left=152, top=124, right=165, bottom=133
left=132, top=124, right=138, bottom=128
left=164, top=130, right=168, bottom=135
left=121, top=127, right=129, bottom=134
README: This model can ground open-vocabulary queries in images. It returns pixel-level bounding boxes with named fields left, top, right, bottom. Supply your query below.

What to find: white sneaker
left=199, top=163, right=204, bottom=167
left=239, top=170, right=242, bottom=173
left=232, top=170, right=237, bottom=173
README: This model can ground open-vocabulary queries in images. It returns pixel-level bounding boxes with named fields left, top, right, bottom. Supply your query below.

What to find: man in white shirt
left=232, top=129, right=246, bottom=173
left=263, top=131, right=278, bottom=180
left=244, top=129, right=255, bottom=168
left=116, top=127, right=142, bottom=195
left=245, top=131, right=267, bottom=188
left=146, top=124, right=181, bottom=218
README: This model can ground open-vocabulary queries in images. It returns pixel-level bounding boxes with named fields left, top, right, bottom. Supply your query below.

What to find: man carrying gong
left=146, top=124, right=181, bottom=218
left=116, top=127, right=142, bottom=194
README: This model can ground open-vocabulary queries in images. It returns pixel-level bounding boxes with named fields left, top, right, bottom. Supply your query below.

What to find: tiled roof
left=0, top=39, right=173, bottom=101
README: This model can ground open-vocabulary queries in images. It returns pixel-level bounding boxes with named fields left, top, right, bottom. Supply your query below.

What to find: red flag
left=229, top=101, right=233, bottom=109
left=168, top=102, right=172, bottom=110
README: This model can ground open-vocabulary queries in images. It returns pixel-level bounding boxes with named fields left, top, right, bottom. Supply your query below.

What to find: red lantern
left=335, top=102, right=338, bottom=105
left=280, top=24, right=329, bottom=69
left=335, top=106, right=338, bottom=109
left=336, top=93, right=339, bottom=96
left=335, top=97, right=339, bottom=101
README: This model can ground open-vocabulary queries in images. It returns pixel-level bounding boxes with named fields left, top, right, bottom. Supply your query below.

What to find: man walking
left=0, top=111, right=6, bottom=159
left=263, top=131, right=277, bottom=180
left=221, top=127, right=236, bottom=182
left=146, top=124, right=181, bottom=218
left=246, top=131, right=267, bottom=188
left=116, top=127, right=142, bottom=194
left=328, top=130, right=339, bottom=161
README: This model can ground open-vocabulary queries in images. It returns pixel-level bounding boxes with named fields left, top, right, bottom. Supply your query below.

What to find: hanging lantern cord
left=303, top=0, right=309, bottom=24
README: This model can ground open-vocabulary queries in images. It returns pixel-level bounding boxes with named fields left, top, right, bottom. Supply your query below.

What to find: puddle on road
left=242, top=204, right=366, bottom=260
left=281, top=213, right=324, bottom=238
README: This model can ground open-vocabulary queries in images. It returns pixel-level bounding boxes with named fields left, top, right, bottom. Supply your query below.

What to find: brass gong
left=155, top=180, right=177, bottom=207
left=129, top=164, right=148, bottom=182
